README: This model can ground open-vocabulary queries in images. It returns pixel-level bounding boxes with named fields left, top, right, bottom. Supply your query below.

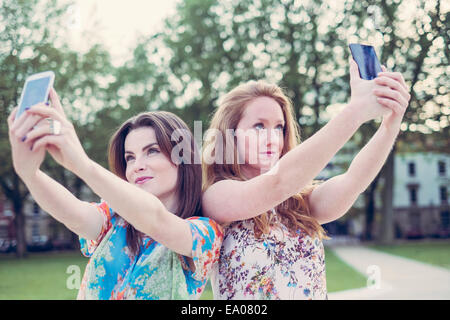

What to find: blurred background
left=0, top=0, right=448, bottom=299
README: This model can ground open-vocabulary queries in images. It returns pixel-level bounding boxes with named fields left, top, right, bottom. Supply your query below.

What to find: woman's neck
left=159, top=193, right=179, bottom=214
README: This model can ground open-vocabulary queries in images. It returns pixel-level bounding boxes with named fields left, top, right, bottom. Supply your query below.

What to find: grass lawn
left=323, top=247, right=367, bottom=293
left=368, top=240, right=450, bottom=270
left=0, top=251, right=88, bottom=300
left=0, top=247, right=368, bottom=300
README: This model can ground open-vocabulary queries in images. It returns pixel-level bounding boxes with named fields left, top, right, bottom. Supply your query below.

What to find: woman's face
left=235, top=96, right=285, bottom=178
left=124, top=127, right=179, bottom=211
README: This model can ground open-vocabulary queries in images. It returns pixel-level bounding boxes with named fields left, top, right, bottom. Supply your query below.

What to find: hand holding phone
left=15, top=71, right=55, bottom=120
left=349, top=43, right=382, bottom=80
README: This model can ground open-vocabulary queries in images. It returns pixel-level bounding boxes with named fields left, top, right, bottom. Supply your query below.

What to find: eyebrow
left=124, top=142, right=159, bottom=155
left=256, top=117, right=285, bottom=125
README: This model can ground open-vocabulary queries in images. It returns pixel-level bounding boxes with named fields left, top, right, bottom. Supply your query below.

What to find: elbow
left=265, top=163, right=308, bottom=203
left=261, top=167, right=288, bottom=201
left=313, top=195, right=360, bottom=225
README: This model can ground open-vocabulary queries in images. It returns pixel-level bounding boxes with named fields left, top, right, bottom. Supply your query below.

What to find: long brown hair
left=108, top=111, right=202, bottom=256
left=202, top=80, right=328, bottom=240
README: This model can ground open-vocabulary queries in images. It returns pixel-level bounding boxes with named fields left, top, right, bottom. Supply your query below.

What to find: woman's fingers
left=377, top=71, right=410, bottom=95
left=373, top=87, right=408, bottom=112
left=7, top=107, right=19, bottom=128
left=10, top=107, right=31, bottom=133
left=376, top=97, right=403, bottom=115
left=10, top=107, right=46, bottom=141
left=25, top=104, right=67, bottom=124
left=48, top=88, right=66, bottom=116
left=31, top=134, right=61, bottom=152
left=23, top=118, right=54, bottom=144
left=374, top=76, right=410, bottom=102
left=349, top=58, right=361, bottom=82
left=373, top=85, right=408, bottom=105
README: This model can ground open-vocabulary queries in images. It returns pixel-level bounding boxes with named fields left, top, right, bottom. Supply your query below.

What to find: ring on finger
left=47, top=118, right=61, bottom=135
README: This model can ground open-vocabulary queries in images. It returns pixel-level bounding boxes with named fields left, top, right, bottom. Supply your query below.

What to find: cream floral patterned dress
left=211, top=209, right=327, bottom=300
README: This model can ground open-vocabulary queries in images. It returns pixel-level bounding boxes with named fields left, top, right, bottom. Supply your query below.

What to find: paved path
left=327, top=246, right=450, bottom=300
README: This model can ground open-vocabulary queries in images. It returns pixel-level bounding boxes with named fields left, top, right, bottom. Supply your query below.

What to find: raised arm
left=7, top=107, right=103, bottom=241
left=203, top=101, right=364, bottom=223
left=308, top=70, right=411, bottom=224
left=24, top=89, right=194, bottom=257
left=22, top=171, right=104, bottom=240
left=202, top=60, right=393, bottom=224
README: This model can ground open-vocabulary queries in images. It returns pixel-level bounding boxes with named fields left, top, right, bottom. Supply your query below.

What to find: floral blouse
left=77, top=201, right=223, bottom=300
left=211, top=209, right=327, bottom=300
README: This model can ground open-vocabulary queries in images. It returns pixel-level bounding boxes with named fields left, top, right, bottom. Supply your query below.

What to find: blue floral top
left=77, top=201, right=223, bottom=300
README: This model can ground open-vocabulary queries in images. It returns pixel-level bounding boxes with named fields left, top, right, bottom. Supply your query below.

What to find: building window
left=32, top=223, right=40, bottom=238
left=409, top=186, right=418, bottom=205
left=440, top=186, right=448, bottom=203
left=438, top=161, right=446, bottom=176
left=33, top=203, right=39, bottom=216
left=408, top=162, right=416, bottom=177
left=4, top=209, right=13, bottom=217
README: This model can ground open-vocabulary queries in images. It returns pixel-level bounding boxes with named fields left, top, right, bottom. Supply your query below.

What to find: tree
left=0, top=0, right=113, bottom=257
left=341, top=0, right=448, bottom=243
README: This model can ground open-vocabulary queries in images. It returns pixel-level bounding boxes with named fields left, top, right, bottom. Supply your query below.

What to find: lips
left=135, top=176, right=153, bottom=184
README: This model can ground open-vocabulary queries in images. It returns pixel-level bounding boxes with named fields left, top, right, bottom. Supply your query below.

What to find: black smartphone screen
left=349, top=43, right=382, bottom=80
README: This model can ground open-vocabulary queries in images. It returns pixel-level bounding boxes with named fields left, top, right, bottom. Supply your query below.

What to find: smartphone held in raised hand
left=349, top=44, right=382, bottom=80
left=15, top=71, right=55, bottom=121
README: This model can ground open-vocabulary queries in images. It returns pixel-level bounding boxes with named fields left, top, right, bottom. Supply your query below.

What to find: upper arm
left=202, top=173, right=284, bottom=224
left=308, top=173, right=360, bottom=225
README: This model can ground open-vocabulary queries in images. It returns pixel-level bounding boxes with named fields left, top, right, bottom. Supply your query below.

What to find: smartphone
left=15, top=71, right=55, bottom=120
left=349, top=44, right=382, bottom=80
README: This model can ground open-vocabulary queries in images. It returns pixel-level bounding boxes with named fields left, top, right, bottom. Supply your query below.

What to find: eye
left=147, top=148, right=160, bottom=155
left=125, top=155, right=135, bottom=162
left=275, top=124, right=285, bottom=131
left=254, top=123, right=265, bottom=130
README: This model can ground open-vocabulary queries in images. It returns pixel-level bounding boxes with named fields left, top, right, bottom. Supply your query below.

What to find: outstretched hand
left=7, top=106, right=46, bottom=180
left=348, top=59, right=410, bottom=126
left=374, top=66, right=411, bottom=130
left=24, top=88, right=91, bottom=176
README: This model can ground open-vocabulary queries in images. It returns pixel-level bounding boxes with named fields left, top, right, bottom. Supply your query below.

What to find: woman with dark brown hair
left=7, top=88, right=223, bottom=299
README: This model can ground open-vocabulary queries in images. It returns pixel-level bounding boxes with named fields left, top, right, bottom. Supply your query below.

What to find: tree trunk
left=13, top=199, right=27, bottom=258
left=379, top=146, right=396, bottom=244
left=363, top=175, right=379, bottom=241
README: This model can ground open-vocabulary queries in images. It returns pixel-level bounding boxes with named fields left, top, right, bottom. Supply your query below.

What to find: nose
left=261, top=128, right=281, bottom=148
left=132, top=155, right=147, bottom=173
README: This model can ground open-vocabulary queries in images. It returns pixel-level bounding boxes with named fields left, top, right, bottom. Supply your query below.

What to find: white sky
left=66, top=0, right=179, bottom=65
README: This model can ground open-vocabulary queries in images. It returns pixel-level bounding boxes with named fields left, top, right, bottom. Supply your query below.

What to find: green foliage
left=0, top=0, right=114, bottom=256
